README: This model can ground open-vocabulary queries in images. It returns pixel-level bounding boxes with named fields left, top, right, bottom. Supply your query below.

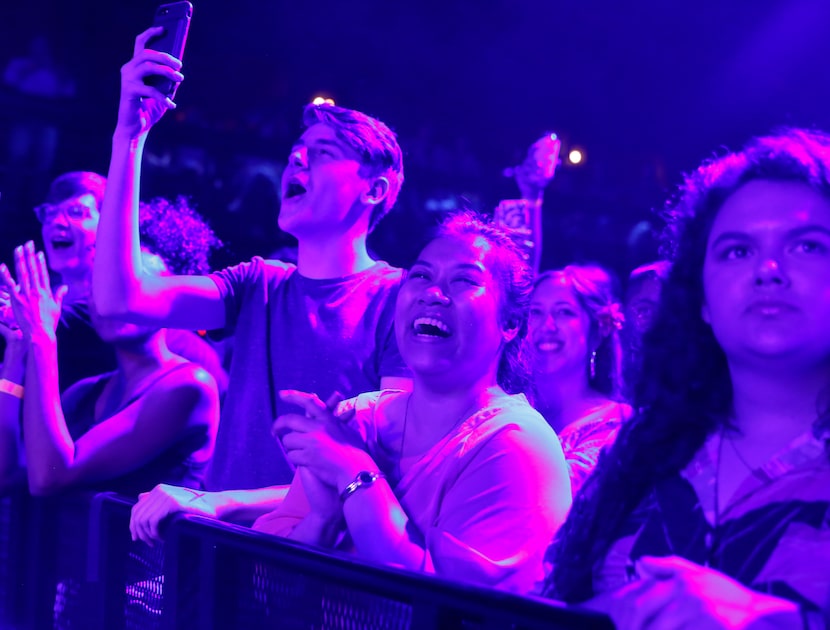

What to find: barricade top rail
left=165, top=509, right=613, bottom=629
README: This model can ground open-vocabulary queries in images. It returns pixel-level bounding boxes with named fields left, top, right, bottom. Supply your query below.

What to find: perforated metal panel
left=0, top=493, right=612, bottom=630
left=125, top=543, right=166, bottom=630
left=0, top=496, right=13, bottom=623
left=224, top=550, right=413, bottom=630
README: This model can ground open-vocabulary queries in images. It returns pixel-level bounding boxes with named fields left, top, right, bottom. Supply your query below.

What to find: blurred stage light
left=568, top=149, right=584, bottom=165
left=311, top=96, right=335, bottom=106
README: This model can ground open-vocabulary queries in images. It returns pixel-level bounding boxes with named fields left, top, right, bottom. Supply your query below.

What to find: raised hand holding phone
left=144, top=1, right=192, bottom=98
left=115, top=29, right=183, bottom=141
left=115, top=3, right=192, bottom=141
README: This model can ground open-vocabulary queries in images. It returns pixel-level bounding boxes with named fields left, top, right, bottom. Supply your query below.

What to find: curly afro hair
left=138, top=197, right=222, bottom=276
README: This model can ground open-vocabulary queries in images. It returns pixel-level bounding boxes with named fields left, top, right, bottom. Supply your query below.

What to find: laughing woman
left=254, top=212, right=571, bottom=593
left=544, top=129, right=830, bottom=629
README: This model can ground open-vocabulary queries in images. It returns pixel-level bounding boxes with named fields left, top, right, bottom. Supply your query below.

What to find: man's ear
left=360, top=176, right=390, bottom=206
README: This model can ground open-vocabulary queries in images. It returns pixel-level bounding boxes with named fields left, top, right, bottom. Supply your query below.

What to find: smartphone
left=144, top=1, right=193, bottom=97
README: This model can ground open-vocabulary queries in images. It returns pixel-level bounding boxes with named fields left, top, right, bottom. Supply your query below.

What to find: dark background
left=2, top=0, right=829, bottom=279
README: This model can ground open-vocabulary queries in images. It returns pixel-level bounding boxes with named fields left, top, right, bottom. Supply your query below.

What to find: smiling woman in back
left=525, top=264, right=631, bottom=495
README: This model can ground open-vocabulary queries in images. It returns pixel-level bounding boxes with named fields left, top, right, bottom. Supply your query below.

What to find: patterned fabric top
left=557, top=401, right=632, bottom=497
left=594, top=429, right=830, bottom=614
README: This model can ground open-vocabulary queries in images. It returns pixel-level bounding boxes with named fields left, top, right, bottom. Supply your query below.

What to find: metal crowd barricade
left=0, top=491, right=612, bottom=629
left=0, top=490, right=166, bottom=630
left=0, top=488, right=28, bottom=629
left=161, top=513, right=613, bottom=630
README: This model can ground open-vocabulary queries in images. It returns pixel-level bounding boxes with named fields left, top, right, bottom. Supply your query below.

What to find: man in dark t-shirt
left=95, top=30, right=411, bottom=539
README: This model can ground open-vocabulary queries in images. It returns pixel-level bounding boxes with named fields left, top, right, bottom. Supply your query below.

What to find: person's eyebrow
left=786, top=225, right=830, bottom=240
left=710, top=225, right=830, bottom=249
left=410, top=261, right=485, bottom=273
left=289, top=138, right=343, bottom=151
left=452, top=263, right=486, bottom=273
left=308, top=138, right=346, bottom=153
left=709, top=230, right=752, bottom=250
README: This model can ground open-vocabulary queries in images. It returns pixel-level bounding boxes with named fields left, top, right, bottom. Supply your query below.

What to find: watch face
left=357, top=471, right=375, bottom=483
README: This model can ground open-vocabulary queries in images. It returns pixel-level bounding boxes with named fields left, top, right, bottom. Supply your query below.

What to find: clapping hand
left=0, top=242, right=67, bottom=344
left=0, top=290, right=22, bottom=345
left=273, top=390, right=375, bottom=493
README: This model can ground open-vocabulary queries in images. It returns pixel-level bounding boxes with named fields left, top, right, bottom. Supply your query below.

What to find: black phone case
left=144, top=1, right=193, bottom=97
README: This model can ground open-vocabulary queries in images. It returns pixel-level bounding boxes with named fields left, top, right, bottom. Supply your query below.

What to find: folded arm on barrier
left=129, top=483, right=290, bottom=545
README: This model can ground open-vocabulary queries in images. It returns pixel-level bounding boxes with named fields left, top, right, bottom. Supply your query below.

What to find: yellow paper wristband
left=0, top=379, right=24, bottom=399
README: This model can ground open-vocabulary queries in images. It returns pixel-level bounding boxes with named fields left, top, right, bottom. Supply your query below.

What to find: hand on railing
left=130, top=483, right=219, bottom=546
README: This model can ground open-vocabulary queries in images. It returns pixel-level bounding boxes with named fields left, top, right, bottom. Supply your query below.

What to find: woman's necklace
left=397, top=394, right=412, bottom=482
left=727, top=433, right=769, bottom=483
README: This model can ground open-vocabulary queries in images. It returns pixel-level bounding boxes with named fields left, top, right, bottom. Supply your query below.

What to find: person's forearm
left=288, top=512, right=343, bottom=547
left=1, top=342, right=26, bottom=383
left=749, top=595, right=817, bottom=630
left=213, top=485, right=291, bottom=523
left=23, top=335, right=75, bottom=494
left=529, top=198, right=543, bottom=275
left=342, top=480, right=428, bottom=571
left=0, top=342, right=26, bottom=487
left=93, top=134, right=147, bottom=318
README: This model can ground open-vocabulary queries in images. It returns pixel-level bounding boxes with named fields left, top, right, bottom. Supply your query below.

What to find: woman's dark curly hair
left=430, top=210, right=534, bottom=395
left=544, top=128, right=830, bottom=603
left=138, top=197, right=222, bottom=276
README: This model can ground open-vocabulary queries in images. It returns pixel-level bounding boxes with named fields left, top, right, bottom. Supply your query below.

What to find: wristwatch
left=339, top=471, right=385, bottom=502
